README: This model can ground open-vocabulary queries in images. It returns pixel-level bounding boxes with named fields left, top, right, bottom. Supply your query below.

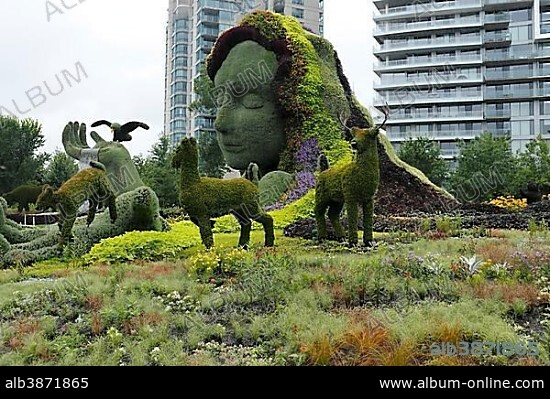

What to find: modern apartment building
left=373, top=0, right=550, bottom=162
left=165, top=0, right=325, bottom=147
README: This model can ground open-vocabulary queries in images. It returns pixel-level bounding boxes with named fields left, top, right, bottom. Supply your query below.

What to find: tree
left=190, top=66, right=228, bottom=178
left=198, top=130, right=228, bottom=178
left=512, top=135, right=550, bottom=193
left=0, top=116, right=47, bottom=193
left=44, top=151, right=78, bottom=188
left=449, top=132, right=517, bottom=202
left=136, top=135, right=179, bottom=208
left=189, top=67, right=217, bottom=114
left=398, top=137, right=449, bottom=186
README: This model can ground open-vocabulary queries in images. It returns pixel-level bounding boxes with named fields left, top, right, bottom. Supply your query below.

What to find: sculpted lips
left=221, top=141, right=244, bottom=152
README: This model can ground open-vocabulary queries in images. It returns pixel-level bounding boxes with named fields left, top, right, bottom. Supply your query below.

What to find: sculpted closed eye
left=242, top=94, right=264, bottom=109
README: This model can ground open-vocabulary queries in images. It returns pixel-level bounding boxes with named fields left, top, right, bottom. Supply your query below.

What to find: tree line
left=398, top=133, right=550, bottom=202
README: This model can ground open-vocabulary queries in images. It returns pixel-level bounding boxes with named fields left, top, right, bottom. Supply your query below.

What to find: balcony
left=484, top=89, right=533, bottom=99
left=484, top=69, right=532, bottom=81
left=375, top=92, right=483, bottom=106
left=374, top=16, right=481, bottom=36
left=198, top=27, right=220, bottom=38
left=441, top=149, right=462, bottom=158
left=485, top=51, right=541, bottom=63
left=485, top=109, right=511, bottom=119
left=484, top=0, right=533, bottom=11
left=375, top=0, right=481, bottom=20
left=490, top=129, right=512, bottom=137
left=387, top=111, right=483, bottom=123
left=484, top=13, right=510, bottom=24
left=375, top=36, right=481, bottom=54
left=375, top=54, right=482, bottom=72
left=483, top=32, right=511, bottom=47
left=200, top=14, right=220, bottom=23
left=375, top=73, right=483, bottom=89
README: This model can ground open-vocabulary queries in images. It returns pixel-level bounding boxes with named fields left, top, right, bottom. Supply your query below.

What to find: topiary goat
left=173, top=137, right=274, bottom=249
left=36, top=161, right=117, bottom=247
left=315, top=108, right=388, bottom=247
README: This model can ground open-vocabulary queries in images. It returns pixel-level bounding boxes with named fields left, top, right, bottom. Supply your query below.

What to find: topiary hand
left=62, top=121, right=144, bottom=195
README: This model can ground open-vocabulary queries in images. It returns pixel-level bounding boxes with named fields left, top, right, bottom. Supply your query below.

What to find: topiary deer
left=36, top=161, right=117, bottom=247
left=315, top=108, right=389, bottom=247
left=173, top=137, right=274, bottom=249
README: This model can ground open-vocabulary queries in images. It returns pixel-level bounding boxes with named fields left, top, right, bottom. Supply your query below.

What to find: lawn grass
left=0, top=226, right=549, bottom=366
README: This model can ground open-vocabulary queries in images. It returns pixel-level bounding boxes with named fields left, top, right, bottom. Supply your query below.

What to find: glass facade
left=374, top=0, right=550, bottom=158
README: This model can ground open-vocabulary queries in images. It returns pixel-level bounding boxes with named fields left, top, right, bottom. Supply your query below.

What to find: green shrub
left=85, top=222, right=200, bottom=265
left=211, top=190, right=315, bottom=234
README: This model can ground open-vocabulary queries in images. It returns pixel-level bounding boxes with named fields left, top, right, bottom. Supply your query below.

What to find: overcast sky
left=0, top=0, right=375, bottom=157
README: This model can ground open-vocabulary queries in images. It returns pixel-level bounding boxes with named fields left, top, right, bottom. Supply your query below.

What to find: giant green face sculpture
left=214, top=41, right=285, bottom=173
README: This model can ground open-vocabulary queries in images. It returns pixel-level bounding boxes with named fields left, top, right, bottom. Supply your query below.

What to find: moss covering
left=207, top=11, right=351, bottom=172
left=258, top=171, right=295, bottom=207
left=315, top=127, right=380, bottom=246
left=0, top=198, right=43, bottom=257
left=36, top=162, right=117, bottom=248
left=207, top=11, right=457, bottom=219
left=2, top=186, right=167, bottom=267
left=2, top=184, right=45, bottom=212
left=173, top=138, right=274, bottom=249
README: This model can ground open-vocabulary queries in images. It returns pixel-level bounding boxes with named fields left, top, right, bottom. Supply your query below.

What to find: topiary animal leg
left=315, top=199, right=329, bottom=242
left=87, top=200, right=97, bottom=226
left=59, top=211, right=76, bottom=248
left=253, top=212, right=274, bottom=247
left=237, top=217, right=252, bottom=248
left=346, top=201, right=359, bottom=247
left=198, top=216, right=214, bottom=249
left=328, top=202, right=345, bottom=241
left=363, top=199, right=374, bottom=247
left=107, top=194, right=117, bottom=223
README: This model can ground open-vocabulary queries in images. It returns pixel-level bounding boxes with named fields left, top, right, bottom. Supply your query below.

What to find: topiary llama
left=315, top=111, right=388, bottom=247
left=173, top=137, right=274, bottom=249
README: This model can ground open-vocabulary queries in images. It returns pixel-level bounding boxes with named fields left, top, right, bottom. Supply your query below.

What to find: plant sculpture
left=2, top=184, right=46, bottom=212
left=36, top=161, right=117, bottom=247
left=91, top=120, right=150, bottom=143
left=520, top=182, right=542, bottom=205
left=173, top=137, right=274, bottom=249
left=315, top=109, right=388, bottom=247
left=207, top=11, right=458, bottom=216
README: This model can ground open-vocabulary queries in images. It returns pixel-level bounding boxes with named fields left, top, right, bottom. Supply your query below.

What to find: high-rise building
left=165, top=0, right=325, bottom=147
left=373, top=0, right=550, bottom=162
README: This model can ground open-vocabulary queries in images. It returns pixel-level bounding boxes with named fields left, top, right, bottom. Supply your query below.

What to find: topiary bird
left=91, top=120, right=150, bottom=142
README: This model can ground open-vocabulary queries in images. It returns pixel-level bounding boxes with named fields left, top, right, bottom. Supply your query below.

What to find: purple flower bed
left=265, top=139, right=320, bottom=211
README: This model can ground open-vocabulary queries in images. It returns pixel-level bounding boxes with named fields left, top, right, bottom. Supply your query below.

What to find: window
left=175, top=19, right=189, bottom=30
left=172, top=82, right=186, bottom=93
left=292, top=8, right=304, bottom=19
left=172, top=95, right=187, bottom=106
left=510, top=25, right=532, bottom=42
left=174, top=44, right=187, bottom=55
left=173, top=57, right=187, bottom=68
left=292, top=0, right=304, bottom=4
left=171, top=107, right=185, bottom=119
left=511, top=102, right=533, bottom=117
left=510, top=9, right=531, bottom=23
left=512, top=121, right=534, bottom=137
